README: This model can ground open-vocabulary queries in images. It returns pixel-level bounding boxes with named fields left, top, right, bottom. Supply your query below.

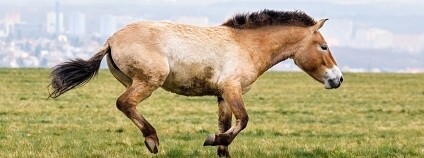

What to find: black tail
left=48, top=43, right=110, bottom=99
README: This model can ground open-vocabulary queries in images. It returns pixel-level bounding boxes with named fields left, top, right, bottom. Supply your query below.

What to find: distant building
left=55, top=0, right=61, bottom=34
left=14, top=22, right=44, bottom=38
left=47, top=12, right=64, bottom=34
left=99, top=15, right=117, bottom=37
left=68, top=12, right=86, bottom=36
left=46, top=0, right=64, bottom=34
left=3, top=13, right=21, bottom=37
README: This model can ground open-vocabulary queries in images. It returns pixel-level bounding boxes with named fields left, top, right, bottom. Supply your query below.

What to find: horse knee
left=116, top=97, right=136, bottom=113
left=239, top=114, right=249, bottom=130
left=116, top=99, right=127, bottom=113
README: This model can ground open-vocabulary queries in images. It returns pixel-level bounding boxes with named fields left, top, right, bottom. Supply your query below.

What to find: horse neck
left=233, top=26, right=308, bottom=75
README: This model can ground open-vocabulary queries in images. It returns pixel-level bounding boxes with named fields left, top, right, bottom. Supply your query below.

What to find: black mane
left=222, top=10, right=316, bottom=29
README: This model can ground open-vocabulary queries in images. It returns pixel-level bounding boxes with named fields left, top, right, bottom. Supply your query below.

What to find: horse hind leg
left=116, top=79, right=163, bottom=153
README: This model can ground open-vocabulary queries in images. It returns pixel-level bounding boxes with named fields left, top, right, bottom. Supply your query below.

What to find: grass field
left=0, top=68, right=423, bottom=157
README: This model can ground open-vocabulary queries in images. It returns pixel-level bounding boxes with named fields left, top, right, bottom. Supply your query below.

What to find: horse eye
left=320, top=44, right=328, bottom=51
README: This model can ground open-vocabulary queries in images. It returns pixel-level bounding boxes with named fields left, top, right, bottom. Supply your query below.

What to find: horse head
left=293, top=19, right=343, bottom=89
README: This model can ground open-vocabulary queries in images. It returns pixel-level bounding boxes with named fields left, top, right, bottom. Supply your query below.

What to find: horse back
left=108, top=21, right=256, bottom=96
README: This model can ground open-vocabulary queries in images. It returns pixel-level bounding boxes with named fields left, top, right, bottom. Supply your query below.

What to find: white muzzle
left=323, top=66, right=343, bottom=89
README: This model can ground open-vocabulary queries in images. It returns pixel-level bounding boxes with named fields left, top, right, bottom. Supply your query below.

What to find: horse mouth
left=324, top=77, right=343, bottom=89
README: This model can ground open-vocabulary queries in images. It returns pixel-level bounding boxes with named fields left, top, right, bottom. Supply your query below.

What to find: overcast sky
left=2, top=0, right=424, bottom=6
left=2, top=0, right=423, bottom=17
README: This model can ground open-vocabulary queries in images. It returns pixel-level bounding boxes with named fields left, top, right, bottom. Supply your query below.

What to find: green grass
left=1, top=68, right=424, bottom=157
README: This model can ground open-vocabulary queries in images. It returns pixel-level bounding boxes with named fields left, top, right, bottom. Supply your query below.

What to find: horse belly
left=161, top=67, right=220, bottom=96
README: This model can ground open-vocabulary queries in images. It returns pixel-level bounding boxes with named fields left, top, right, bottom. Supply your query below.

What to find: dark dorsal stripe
left=222, top=9, right=316, bottom=29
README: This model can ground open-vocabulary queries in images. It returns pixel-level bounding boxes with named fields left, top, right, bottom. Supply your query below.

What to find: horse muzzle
left=323, top=66, right=343, bottom=89
left=324, top=76, right=343, bottom=89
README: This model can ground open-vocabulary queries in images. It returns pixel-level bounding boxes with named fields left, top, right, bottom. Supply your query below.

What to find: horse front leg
left=116, top=80, right=160, bottom=154
left=204, top=84, right=249, bottom=148
left=216, top=97, right=232, bottom=157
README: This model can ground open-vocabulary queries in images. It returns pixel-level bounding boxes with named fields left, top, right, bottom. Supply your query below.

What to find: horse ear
left=311, top=19, right=329, bottom=32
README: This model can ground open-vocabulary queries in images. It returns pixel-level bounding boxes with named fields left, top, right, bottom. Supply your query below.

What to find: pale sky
left=2, top=0, right=424, bottom=6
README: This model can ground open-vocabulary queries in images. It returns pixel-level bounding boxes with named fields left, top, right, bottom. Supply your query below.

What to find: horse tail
left=48, top=41, right=111, bottom=99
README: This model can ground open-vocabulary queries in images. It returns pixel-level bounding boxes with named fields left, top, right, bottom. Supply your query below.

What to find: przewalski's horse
left=49, top=10, right=343, bottom=157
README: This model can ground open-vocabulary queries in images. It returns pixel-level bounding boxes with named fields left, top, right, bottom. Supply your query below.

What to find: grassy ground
left=0, top=68, right=423, bottom=157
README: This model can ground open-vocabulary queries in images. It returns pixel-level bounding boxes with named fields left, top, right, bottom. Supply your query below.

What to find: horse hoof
left=204, top=134, right=233, bottom=146
left=203, top=134, right=216, bottom=146
left=144, top=136, right=159, bottom=154
left=217, top=146, right=231, bottom=158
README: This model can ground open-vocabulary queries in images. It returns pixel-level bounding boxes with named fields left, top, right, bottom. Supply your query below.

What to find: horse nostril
left=340, top=77, right=344, bottom=83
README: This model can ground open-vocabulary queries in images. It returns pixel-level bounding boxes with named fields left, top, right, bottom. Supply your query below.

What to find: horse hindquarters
left=107, top=38, right=170, bottom=153
left=106, top=53, right=132, bottom=87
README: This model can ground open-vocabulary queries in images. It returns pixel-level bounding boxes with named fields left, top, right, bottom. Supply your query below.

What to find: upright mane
left=222, top=10, right=316, bottom=29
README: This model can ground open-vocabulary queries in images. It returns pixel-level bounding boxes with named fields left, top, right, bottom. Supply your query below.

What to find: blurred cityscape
left=1, top=0, right=423, bottom=72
